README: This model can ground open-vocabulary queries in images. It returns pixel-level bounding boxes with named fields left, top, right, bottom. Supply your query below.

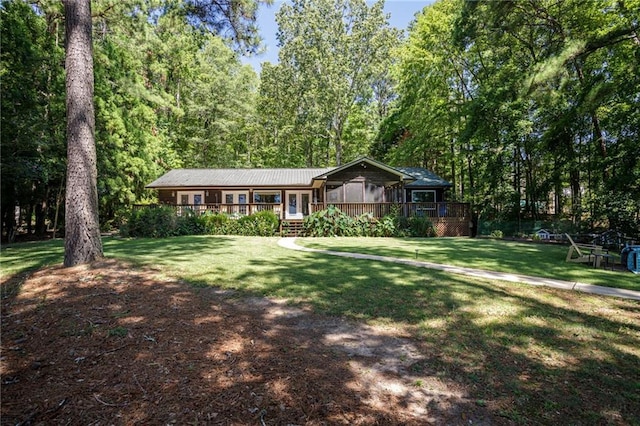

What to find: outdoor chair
left=565, top=233, right=607, bottom=268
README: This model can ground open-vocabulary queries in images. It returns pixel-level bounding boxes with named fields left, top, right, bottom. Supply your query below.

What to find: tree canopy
left=1, top=0, right=638, bottom=241
left=382, top=0, right=639, bottom=236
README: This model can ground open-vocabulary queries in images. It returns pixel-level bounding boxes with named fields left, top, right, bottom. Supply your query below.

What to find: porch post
left=402, top=181, right=407, bottom=217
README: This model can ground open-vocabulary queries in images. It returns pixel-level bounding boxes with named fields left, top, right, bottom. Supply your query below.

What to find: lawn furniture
left=565, top=233, right=608, bottom=268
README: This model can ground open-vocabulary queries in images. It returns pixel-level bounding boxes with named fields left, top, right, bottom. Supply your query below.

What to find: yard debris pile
left=1, top=260, right=498, bottom=425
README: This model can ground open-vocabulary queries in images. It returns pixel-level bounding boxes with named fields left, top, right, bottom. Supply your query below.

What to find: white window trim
left=285, top=190, right=312, bottom=220
left=253, top=190, right=282, bottom=204
left=222, top=191, right=249, bottom=204
left=178, top=191, right=205, bottom=205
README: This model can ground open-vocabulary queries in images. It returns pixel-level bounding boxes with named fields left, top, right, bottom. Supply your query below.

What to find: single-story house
left=145, top=157, right=470, bottom=236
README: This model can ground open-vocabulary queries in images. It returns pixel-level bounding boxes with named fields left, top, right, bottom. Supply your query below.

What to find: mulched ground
left=1, top=260, right=503, bottom=425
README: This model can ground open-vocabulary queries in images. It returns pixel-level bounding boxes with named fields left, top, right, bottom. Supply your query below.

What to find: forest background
left=2, top=0, right=639, bottom=241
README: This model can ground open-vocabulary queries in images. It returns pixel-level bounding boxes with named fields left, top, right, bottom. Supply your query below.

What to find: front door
left=285, top=191, right=311, bottom=220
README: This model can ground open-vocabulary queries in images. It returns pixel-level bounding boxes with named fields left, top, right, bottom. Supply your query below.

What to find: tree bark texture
left=63, top=0, right=103, bottom=266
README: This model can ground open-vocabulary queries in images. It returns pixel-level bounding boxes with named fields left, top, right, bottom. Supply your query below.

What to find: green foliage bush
left=177, top=210, right=206, bottom=235
left=123, top=206, right=179, bottom=238
left=302, top=205, right=434, bottom=238
left=201, top=212, right=232, bottom=234
left=123, top=205, right=441, bottom=239
left=303, top=205, right=357, bottom=236
left=122, top=207, right=279, bottom=238
left=302, top=205, right=340, bottom=236
left=372, top=215, right=398, bottom=237
left=490, top=229, right=504, bottom=239
left=237, top=210, right=280, bottom=236
left=407, top=215, right=435, bottom=237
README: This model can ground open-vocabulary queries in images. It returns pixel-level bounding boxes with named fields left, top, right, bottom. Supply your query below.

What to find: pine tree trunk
left=63, top=0, right=103, bottom=266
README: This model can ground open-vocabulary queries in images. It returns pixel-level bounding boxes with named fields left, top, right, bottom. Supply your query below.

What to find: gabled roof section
left=312, top=157, right=416, bottom=182
left=146, top=168, right=334, bottom=188
left=396, top=167, right=452, bottom=187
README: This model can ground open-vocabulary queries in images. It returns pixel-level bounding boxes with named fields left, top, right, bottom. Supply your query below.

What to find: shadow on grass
left=299, top=238, right=640, bottom=290
left=1, top=258, right=491, bottom=424
left=0, top=239, right=65, bottom=280
left=2, top=236, right=639, bottom=423
left=232, top=247, right=640, bottom=424
left=103, top=236, right=639, bottom=423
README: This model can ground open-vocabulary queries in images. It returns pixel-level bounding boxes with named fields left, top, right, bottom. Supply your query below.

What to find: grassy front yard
left=2, top=235, right=639, bottom=423
left=297, top=237, right=640, bottom=291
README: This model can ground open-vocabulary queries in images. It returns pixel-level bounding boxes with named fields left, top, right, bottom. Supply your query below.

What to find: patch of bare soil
left=1, top=260, right=501, bottom=425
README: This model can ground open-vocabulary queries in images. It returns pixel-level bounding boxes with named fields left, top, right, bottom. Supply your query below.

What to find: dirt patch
left=1, top=260, right=502, bottom=425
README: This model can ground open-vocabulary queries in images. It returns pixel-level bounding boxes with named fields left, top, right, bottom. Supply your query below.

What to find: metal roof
left=146, top=168, right=335, bottom=188
left=146, top=160, right=451, bottom=189
left=396, top=167, right=452, bottom=187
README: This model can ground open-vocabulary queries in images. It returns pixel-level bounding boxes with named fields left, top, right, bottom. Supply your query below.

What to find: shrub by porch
left=121, top=206, right=280, bottom=238
left=122, top=205, right=444, bottom=238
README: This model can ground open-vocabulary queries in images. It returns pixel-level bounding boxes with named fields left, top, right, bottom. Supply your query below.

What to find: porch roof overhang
left=311, top=157, right=416, bottom=187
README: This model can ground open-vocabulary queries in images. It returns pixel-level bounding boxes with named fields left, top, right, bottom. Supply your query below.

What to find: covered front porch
left=135, top=200, right=471, bottom=236
left=141, top=201, right=469, bottom=219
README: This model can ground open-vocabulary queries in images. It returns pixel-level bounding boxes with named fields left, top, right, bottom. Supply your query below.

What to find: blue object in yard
left=621, top=245, right=640, bottom=274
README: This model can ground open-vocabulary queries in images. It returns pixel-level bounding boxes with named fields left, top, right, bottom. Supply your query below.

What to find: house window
left=178, top=191, right=204, bottom=205
left=365, top=183, right=384, bottom=202
left=326, top=185, right=342, bottom=203
left=223, top=191, right=248, bottom=204
left=411, top=190, right=436, bottom=203
left=254, top=191, right=281, bottom=204
left=345, top=182, right=364, bottom=203
left=177, top=191, right=205, bottom=215
left=222, top=191, right=249, bottom=215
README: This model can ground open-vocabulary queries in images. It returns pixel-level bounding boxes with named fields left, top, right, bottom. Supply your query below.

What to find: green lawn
left=1, top=235, right=639, bottom=423
left=296, top=237, right=640, bottom=291
left=0, top=238, right=64, bottom=280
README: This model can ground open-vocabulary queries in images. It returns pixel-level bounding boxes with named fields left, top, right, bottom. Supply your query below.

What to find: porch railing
left=133, top=202, right=470, bottom=220
left=133, top=203, right=283, bottom=218
left=310, top=202, right=470, bottom=219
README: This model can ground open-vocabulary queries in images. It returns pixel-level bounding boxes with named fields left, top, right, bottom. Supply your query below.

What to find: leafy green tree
left=183, top=0, right=273, bottom=52
left=262, top=0, right=400, bottom=166
left=388, top=0, right=639, bottom=236
left=93, top=25, right=170, bottom=224
left=257, top=61, right=321, bottom=166
left=1, top=0, right=66, bottom=241
left=176, top=36, right=259, bottom=167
